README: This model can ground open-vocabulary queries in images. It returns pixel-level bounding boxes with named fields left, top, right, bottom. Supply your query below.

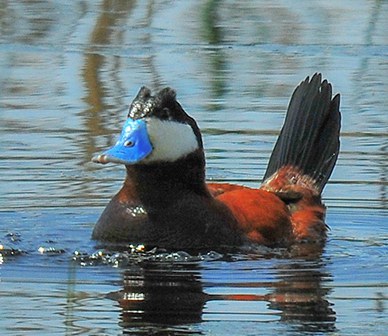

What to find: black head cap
left=128, top=87, right=203, bottom=146
left=129, top=87, right=183, bottom=121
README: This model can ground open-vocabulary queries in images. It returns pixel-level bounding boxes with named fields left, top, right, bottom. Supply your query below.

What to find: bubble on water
left=71, top=246, right=227, bottom=267
left=72, top=249, right=131, bottom=267
left=200, top=251, right=224, bottom=261
left=38, top=246, right=66, bottom=255
left=0, top=244, right=25, bottom=264
left=5, top=232, right=22, bottom=243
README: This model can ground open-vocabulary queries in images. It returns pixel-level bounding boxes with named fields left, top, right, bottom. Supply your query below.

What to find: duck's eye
left=124, top=140, right=134, bottom=147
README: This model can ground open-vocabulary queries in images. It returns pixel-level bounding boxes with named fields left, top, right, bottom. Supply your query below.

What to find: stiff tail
left=263, top=73, right=341, bottom=193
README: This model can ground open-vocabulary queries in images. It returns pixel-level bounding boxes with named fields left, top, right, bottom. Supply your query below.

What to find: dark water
left=0, top=1, right=387, bottom=335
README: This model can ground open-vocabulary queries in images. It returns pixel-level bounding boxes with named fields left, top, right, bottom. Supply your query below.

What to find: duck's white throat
left=143, top=118, right=199, bottom=164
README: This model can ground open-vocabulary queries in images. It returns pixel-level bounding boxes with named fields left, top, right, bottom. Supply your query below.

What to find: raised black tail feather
left=263, top=73, right=341, bottom=192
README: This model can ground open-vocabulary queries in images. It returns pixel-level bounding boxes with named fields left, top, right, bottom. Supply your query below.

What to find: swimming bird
left=92, top=73, right=341, bottom=250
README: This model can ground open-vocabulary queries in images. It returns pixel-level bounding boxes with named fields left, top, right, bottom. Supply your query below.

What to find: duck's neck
left=123, top=150, right=211, bottom=210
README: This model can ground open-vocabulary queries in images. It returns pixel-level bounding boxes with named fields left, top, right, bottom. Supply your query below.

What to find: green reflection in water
left=201, top=0, right=227, bottom=107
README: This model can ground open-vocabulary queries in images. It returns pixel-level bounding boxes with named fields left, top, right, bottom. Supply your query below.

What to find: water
left=0, top=1, right=387, bottom=335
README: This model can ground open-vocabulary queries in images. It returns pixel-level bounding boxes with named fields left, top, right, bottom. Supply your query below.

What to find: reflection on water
left=118, top=261, right=206, bottom=328
left=67, top=249, right=336, bottom=334
left=0, top=0, right=387, bottom=335
left=268, top=261, right=335, bottom=333
left=116, top=255, right=335, bottom=334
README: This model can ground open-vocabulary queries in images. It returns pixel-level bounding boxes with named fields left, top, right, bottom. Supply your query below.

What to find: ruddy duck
left=92, top=73, right=340, bottom=250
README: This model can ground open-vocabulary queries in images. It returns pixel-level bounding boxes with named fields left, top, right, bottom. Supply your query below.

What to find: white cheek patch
left=143, top=118, right=199, bottom=163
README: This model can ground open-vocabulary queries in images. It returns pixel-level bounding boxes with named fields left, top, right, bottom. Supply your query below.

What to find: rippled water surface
left=0, top=1, right=387, bottom=335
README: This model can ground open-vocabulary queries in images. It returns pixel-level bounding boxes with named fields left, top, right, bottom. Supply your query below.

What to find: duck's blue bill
left=92, top=118, right=152, bottom=165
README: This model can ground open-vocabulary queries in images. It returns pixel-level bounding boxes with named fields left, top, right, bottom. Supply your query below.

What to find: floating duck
left=92, top=73, right=341, bottom=250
